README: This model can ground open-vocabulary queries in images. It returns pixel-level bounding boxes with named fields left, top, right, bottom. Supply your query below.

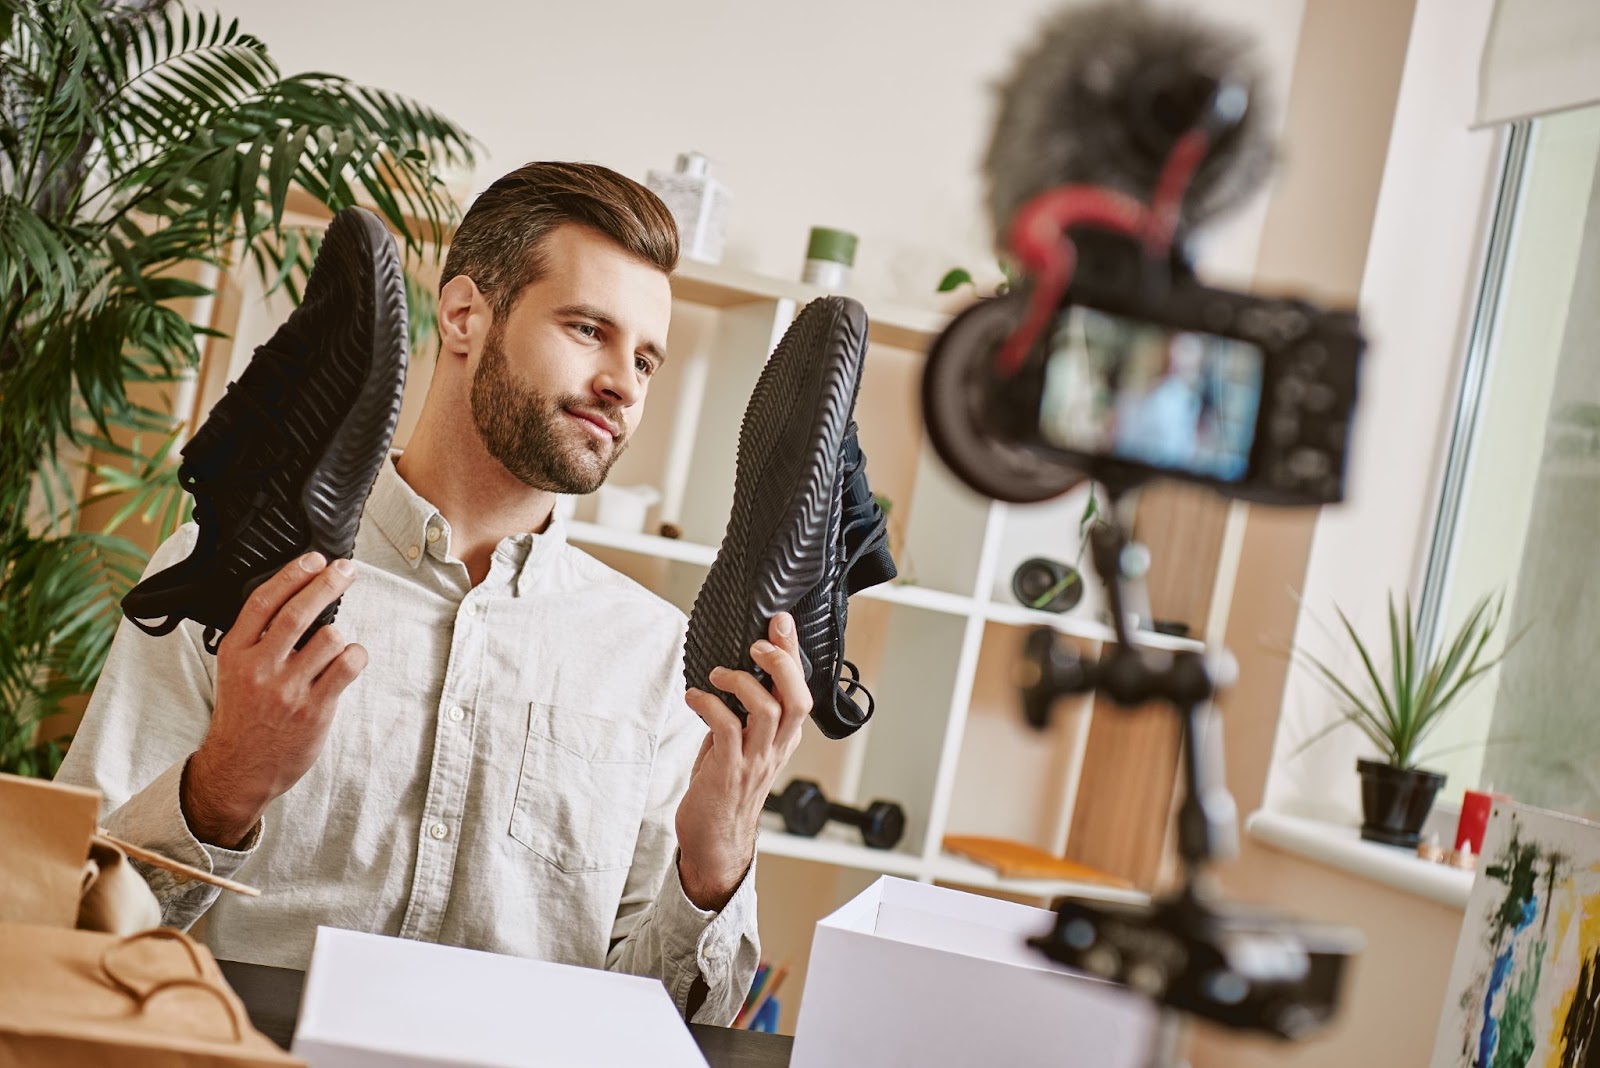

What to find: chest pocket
left=510, top=702, right=657, bottom=873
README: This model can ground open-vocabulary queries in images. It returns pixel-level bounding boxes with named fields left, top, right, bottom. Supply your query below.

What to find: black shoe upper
left=839, top=423, right=896, bottom=596
left=121, top=207, right=408, bottom=652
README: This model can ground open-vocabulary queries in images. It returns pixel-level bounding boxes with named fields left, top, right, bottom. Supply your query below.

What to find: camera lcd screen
left=1037, top=306, right=1265, bottom=483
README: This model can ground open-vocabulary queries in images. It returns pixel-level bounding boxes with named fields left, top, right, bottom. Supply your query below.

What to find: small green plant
left=936, top=260, right=1022, bottom=297
left=1295, top=592, right=1512, bottom=769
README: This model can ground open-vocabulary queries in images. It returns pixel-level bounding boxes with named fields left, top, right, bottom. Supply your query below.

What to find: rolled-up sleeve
left=54, top=523, right=259, bottom=929
left=603, top=641, right=761, bottom=1024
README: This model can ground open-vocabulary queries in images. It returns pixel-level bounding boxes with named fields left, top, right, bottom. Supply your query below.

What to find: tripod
left=1019, top=488, right=1357, bottom=1066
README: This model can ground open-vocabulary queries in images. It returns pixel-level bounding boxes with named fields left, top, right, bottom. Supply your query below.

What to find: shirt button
left=702, top=944, right=720, bottom=961
left=426, top=526, right=441, bottom=543
left=429, top=822, right=449, bottom=841
left=468, top=603, right=484, bottom=618
left=447, top=706, right=465, bottom=722
left=406, top=544, right=421, bottom=561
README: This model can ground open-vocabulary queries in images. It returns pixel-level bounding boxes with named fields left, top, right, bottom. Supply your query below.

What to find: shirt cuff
left=102, top=756, right=262, bottom=898
left=656, top=850, right=758, bottom=1007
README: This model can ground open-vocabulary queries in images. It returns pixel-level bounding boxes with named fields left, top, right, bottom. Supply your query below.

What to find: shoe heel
left=121, top=566, right=197, bottom=638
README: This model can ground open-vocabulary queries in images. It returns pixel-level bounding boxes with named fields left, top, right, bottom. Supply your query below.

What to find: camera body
left=994, top=229, right=1364, bottom=506
left=924, top=228, right=1364, bottom=509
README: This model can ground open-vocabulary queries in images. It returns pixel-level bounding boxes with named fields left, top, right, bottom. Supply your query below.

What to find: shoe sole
left=122, top=207, right=408, bottom=645
left=683, top=296, right=869, bottom=720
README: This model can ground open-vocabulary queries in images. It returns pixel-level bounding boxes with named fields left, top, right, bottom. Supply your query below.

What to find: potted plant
left=1297, top=592, right=1510, bottom=848
left=0, top=0, right=476, bottom=776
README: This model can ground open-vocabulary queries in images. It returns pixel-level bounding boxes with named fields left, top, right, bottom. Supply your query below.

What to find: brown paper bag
left=0, top=923, right=304, bottom=1066
left=0, top=771, right=100, bottom=927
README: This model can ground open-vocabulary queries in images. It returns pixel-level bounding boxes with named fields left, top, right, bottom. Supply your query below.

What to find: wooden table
left=218, top=959, right=794, bottom=1067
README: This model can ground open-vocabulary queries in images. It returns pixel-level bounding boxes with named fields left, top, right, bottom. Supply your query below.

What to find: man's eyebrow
left=554, top=302, right=666, bottom=364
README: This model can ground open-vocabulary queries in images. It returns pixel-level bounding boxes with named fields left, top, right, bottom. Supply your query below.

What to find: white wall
left=1264, top=0, right=1506, bottom=824
left=209, top=0, right=1304, bottom=312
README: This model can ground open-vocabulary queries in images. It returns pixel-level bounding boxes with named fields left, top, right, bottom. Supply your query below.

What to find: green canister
left=802, top=226, right=857, bottom=290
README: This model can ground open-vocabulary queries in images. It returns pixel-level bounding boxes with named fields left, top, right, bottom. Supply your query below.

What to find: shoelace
left=825, top=446, right=893, bottom=724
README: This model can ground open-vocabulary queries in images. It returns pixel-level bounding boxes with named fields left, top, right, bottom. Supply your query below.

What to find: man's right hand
left=181, top=551, right=369, bottom=849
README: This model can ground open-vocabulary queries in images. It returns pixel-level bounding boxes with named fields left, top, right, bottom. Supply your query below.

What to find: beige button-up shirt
left=56, top=455, right=760, bottom=1024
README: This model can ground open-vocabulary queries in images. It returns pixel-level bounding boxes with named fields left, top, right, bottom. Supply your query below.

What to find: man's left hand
left=676, top=612, right=811, bottom=911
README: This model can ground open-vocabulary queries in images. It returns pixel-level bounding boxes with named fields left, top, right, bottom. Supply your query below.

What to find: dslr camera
left=923, top=226, right=1364, bottom=509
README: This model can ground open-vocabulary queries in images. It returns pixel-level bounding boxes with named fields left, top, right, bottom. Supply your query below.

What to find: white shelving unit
left=567, top=260, right=1220, bottom=914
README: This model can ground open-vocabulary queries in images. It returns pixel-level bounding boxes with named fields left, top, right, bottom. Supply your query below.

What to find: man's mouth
left=566, top=408, right=618, bottom=441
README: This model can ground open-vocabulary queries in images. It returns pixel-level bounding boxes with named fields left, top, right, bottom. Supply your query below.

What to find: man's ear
left=437, top=275, right=489, bottom=360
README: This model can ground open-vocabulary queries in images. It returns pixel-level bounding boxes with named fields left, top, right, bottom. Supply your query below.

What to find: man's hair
left=440, top=161, right=679, bottom=319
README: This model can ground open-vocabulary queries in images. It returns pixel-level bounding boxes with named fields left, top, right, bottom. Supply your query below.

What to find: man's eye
left=573, top=323, right=600, bottom=340
left=635, top=355, right=656, bottom=376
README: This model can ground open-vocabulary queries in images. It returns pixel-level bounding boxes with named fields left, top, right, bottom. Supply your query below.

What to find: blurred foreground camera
left=924, top=228, right=1363, bottom=508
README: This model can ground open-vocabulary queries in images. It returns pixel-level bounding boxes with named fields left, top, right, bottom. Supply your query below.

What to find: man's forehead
left=526, top=232, right=670, bottom=321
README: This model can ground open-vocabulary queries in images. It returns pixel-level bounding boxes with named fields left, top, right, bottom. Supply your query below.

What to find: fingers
left=260, top=557, right=359, bottom=660
left=292, top=623, right=353, bottom=679
left=309, top=642, right=369, bottom=706
left=685, top=687, right=744, bottom=755
left=226, top=552, right=330, bottom=651
left=709, top=665, right=780, bottom=755
left=757, top=613, right=811, bottom=750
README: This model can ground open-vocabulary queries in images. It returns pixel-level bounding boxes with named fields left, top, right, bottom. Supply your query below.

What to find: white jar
left=646, top=152, right=730, bottom=265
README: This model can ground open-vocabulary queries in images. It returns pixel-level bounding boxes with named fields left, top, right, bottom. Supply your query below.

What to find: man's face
left=469, top=224, right=672, bottom=495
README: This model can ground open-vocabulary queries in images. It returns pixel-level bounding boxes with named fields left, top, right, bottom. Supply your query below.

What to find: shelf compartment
left=941, top=623, right=1098, bottom=856
left=566, top=520, right=718, bottom=567
left=979, top=601, right=1204, bottom=653
left=756, top=827, right=925, bottom=879
left=671, top=259, right=945, bottom=351
left=844, top=603, right=972, bottom=856
left=928, top=852, right=1150, bottom=905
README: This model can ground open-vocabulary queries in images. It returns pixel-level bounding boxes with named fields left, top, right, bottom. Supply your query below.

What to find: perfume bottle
left=645, top=151, right=730, bottom=265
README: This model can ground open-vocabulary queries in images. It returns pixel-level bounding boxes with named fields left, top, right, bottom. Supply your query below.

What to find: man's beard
left=469, top=328, right=628, bottom=495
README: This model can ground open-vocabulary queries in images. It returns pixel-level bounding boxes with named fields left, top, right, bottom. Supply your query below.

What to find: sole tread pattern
left=683, top=297, right=869, bottom=719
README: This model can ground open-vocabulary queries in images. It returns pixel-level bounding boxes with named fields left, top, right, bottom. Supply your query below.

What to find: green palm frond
left=248, top=222, right=441, bottom=353
left=0, top=0, right=478, bottom=775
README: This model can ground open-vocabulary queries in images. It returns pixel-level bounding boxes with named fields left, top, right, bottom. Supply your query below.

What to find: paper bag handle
left=137, top=977, right=245, bottom=1042
left=99, top=928, right=244, bottom=1043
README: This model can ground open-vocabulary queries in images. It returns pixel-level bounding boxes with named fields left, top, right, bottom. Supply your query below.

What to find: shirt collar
left=366, top=451, right=569, bottom=594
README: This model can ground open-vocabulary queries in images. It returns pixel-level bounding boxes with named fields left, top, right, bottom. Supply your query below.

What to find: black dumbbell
left=764, top=780, right=829, bottom=837
left=764, top=778, right=907, bottom=850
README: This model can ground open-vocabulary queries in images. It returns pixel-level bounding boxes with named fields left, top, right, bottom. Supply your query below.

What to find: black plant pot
left=1357, top=758, right=1445, bottom=848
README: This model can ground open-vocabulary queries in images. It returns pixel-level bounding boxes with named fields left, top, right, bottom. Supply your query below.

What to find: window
left=1420, top=104, right=1600, bottom=814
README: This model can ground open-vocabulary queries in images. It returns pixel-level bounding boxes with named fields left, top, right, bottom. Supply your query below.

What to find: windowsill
left=1244, top=810, right=1476, bottom=909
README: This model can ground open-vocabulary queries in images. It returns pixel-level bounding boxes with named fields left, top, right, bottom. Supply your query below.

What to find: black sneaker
left=121, top=207, right=408, bottom=653
left=684, top=296, right=874, bottom=737
left=801, top=421, right=896, bottom=739
left=839, top=422, right=896, bottom=596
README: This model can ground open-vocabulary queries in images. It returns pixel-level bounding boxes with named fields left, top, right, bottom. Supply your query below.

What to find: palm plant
left=1, top=0, right=477, bottom=775
left=1296, top=592, right=1510, bottom=770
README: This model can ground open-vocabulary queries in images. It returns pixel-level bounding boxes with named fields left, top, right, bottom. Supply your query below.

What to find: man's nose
left=593, top=348, right=642, bottom=407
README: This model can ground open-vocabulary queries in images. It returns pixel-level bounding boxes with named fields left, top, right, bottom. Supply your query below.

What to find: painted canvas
left=1432, top=800, right=1600, bottom=1067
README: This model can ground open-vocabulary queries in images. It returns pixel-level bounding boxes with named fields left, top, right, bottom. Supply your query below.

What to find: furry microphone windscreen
left=983, top=0, right=1277, bottom=247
